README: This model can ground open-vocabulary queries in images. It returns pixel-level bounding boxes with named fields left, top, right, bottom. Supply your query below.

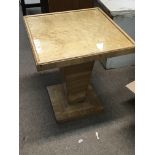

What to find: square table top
left=24, top=7, right=134, bottom=71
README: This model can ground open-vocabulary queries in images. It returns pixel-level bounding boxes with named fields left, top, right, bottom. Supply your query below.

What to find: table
left=24, top=8, right=135, bottom=122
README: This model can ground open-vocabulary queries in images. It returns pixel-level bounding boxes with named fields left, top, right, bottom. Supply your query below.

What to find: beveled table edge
left=23, top=7, right=135, bottom=71
left=36, top=46, right=134, bottom=71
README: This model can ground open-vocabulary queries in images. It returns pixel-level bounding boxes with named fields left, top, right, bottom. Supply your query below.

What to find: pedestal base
left=47, top=84, right=103, bottom=122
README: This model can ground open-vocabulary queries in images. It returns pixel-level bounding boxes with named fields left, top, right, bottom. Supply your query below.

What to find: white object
left=126, top=81, right=135, bottom=93
left=78, top=139, right=83, bottom=143
left=95, top=132, right=100, bottom=140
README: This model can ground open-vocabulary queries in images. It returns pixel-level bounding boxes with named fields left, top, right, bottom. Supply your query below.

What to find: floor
left=19, top=6, right=135, bottom=155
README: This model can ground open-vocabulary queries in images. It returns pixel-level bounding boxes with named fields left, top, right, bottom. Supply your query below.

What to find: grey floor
left=19, top=6, right=135, bottom=155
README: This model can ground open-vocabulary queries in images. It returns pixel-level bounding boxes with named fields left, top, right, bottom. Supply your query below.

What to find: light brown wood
left=23, top=7, right=135, bottom=71
left=47, top=61, right=103, bottom=122
left=23, top=8, right=135, bottom=122
left=47, top=84, right=103, bottom=122
left=61, top=61, right=94, bottom=104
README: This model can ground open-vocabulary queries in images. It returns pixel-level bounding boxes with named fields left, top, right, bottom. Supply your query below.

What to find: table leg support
left=47, top=61, right=103, bottom=122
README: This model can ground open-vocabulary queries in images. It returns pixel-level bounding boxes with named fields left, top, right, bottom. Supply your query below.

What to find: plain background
left=0, top=1, right=155, bottom=155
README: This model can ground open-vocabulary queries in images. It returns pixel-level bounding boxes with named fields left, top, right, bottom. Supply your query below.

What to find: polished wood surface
left=24, top=8, right=135, bottom=122
left=61, top=61, right=94, bottom=104
left=24, top=8, right=134, bottom=71
left=48, top=61, right=103, bottom=122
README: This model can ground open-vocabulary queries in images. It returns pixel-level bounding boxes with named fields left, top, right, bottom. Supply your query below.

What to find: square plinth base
left=47, top=84, right=103, bottom=123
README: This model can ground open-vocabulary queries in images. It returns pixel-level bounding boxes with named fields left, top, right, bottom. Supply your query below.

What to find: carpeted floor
left=19, top=6, right=135, bottom=155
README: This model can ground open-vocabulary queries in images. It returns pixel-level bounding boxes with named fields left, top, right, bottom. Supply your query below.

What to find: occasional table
left=24, top=8, right=135, bottom=122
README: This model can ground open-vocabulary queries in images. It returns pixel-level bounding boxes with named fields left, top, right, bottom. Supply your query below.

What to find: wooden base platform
left=47, top=84, right=103, bottom=123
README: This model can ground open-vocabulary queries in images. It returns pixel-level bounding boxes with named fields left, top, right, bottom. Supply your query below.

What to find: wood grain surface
left=61, top=61, right=94, bottom=104
left=23, top=8, right=135, bottom=71
left=47, top=84, right=103, bottom=122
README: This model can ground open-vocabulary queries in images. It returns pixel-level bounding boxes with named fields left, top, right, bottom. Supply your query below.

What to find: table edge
left=23, top=7, right=135, bottom=71
left=36, top=46, right=135, bottom=71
